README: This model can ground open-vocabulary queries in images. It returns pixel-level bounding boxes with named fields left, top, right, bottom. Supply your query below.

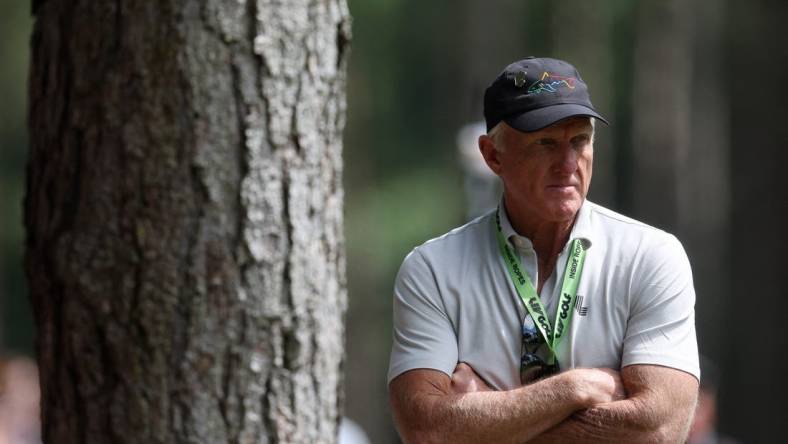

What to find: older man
left=387, top=57, right=699, bottom=443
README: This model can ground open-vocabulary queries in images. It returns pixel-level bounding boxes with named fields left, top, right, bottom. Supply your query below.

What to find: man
left=387, top=57, right=700, bottom=443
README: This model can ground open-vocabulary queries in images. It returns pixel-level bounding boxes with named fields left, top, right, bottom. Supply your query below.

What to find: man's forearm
left=531, top=398, right=691, bottom=443
left=531, top=365, right=699, bottom=443
left=390, top=368, right=623, bottom=444
left=399, top=381, right=578, bottom=443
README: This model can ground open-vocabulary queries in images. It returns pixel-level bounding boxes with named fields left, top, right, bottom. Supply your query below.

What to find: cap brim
left=504, top=103, right=609, bottom=132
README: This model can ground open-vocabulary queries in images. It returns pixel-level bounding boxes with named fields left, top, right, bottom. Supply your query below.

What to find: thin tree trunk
left=631, top=0, right=732, bottom=372
left=682, top=0, right=730, bottom=370
left=25, top=0, right=351, bottom=442
left=630, top=0, right=693, bottom=232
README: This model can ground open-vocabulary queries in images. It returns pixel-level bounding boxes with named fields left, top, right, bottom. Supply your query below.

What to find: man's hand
left=568, top=367, right=627, bottom=406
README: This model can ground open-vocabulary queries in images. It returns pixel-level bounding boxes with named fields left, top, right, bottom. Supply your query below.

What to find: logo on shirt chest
left=575, top=295, right=589, bottom=316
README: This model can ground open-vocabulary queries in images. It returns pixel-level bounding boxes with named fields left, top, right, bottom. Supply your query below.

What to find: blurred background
left=2, top=0, right=786, bottom=443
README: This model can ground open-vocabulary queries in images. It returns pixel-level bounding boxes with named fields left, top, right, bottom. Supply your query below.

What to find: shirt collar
left=569, top=200, right=594, bottom=249
left=498, top=197, right=595, bottom=251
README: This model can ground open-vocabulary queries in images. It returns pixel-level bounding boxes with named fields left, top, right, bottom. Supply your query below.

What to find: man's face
left=487, top=117, right=594, bottom=224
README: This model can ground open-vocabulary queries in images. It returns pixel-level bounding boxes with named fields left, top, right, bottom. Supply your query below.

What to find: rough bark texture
left=25, top=0, right=351, bottom=442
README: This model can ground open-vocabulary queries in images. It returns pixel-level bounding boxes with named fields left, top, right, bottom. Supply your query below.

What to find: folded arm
left=531, top=364, right=699, bottom=443
left=389, top=364, right=624, bottom=444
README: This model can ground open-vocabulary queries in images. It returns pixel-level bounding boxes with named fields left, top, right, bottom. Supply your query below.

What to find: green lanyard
left=494, top=208, right=587, bottom=361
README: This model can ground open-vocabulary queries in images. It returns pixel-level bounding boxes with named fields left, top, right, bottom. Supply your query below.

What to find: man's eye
left=536, top=139, right=556, bottom=146
left=571, top=136, right=590, bottom=147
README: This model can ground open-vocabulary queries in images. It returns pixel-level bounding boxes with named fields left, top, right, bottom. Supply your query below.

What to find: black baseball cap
left=483, top=57, right=608, bottom=132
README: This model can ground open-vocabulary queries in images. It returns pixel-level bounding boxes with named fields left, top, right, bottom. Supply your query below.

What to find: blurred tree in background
left=1, top=0, right=35, bottom=355
left=2, top=0, right=786, bottom=443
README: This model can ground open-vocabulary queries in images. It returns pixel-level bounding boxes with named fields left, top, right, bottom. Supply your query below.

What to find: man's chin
left=545, top=200, right=583, bottom=222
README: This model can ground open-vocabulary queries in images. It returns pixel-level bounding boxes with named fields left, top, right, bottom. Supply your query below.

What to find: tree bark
left=25, top=0, right=351, bottom=442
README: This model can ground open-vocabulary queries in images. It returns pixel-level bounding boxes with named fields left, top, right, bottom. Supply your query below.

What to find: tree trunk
left=682, top=0, right=730, bottom=370
left=723, top=0, right=788, bottom=440
left=630, top=0, right=733, bottom=386
left=629, top=0, right=693, bottom=233
left=25, top=0, right=351, bottom=442
left=630, top=0, right=733, bottom=374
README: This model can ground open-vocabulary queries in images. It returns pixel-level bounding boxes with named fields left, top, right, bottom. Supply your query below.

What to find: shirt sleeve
left=387, top=248, right=459, bottom=384
left=622, top=234, right=700, bottom=380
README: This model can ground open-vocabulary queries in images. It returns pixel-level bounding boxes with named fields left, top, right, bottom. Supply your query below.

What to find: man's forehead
left=522, top=117, right=593, bottom=137
left=546, top=116, right=593, bottom=130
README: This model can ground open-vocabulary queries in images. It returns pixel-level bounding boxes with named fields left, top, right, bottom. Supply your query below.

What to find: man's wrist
left=557, top=370, right=594, bottom=409
left=518, top=370, right=593, bottom=412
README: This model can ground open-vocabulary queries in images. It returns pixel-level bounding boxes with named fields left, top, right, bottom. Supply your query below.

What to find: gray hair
left=487, top=122, right=507, bottom=152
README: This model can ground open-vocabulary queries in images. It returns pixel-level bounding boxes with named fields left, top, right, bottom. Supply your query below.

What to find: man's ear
left=478, top=134, right=503, bottom=175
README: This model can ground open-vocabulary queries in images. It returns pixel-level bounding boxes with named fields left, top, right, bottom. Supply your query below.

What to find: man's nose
left=555, top=142, right=579, bottom=173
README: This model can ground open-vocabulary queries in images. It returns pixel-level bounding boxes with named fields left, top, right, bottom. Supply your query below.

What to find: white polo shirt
left=387, top=200, right=699, bottom=390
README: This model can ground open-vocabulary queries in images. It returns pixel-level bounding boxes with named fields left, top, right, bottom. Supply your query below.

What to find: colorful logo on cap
left=527, top=72, right=577, bottom=95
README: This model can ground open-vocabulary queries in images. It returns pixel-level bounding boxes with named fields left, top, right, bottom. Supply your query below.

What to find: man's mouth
left=548, top=184, right=577, bottom=190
